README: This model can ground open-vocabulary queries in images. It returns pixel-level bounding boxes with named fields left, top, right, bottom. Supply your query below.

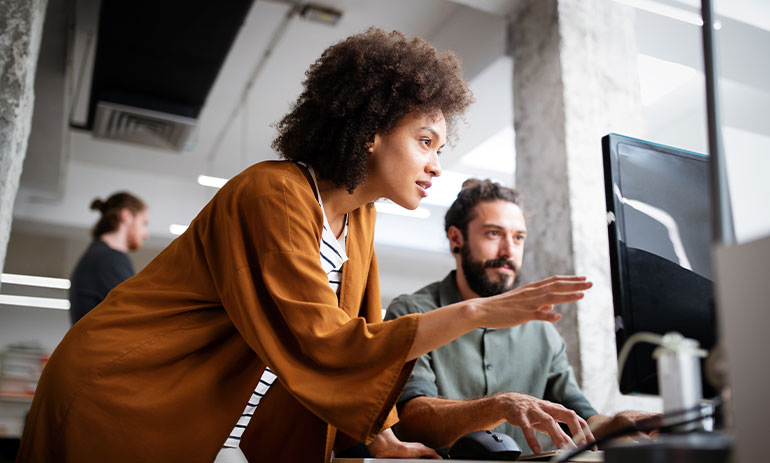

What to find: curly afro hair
left=273, top=27, right=474, bottom=192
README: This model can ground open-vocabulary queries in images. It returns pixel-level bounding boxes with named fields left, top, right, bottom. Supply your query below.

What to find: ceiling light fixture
left=300, top=4, right=343, bottom=26
left=169, top=224, right=189, bottom=236
left=197, top=175, right=228, bottom=188
left=0, top=294, right=70, bottom=310
left=1, top=273, right=71, bottom=290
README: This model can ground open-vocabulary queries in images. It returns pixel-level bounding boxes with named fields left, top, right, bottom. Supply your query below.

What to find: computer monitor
left=602, top=133, right=717, bottom=396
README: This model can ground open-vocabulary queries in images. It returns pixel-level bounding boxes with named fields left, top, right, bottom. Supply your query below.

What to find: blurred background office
left=0, top=0, right=767, bottom=447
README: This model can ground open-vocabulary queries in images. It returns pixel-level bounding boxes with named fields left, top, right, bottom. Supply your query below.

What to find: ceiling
left=11, top=0, right=770, bottom=260
left=86, top=0, right=254, bottom=126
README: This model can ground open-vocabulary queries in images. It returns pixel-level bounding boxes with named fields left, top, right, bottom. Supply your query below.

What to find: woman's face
left=368, top=111, right=446, bottom=209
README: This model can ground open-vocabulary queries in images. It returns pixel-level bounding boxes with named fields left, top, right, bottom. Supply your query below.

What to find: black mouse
left=448, top=430, right=522, bottom=461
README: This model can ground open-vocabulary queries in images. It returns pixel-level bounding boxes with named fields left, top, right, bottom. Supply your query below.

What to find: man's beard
left=127, top=231, right=141, bottom=251
left=461, top=245, right=520, bottom=297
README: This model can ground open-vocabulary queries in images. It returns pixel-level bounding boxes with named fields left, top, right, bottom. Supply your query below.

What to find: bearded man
left=385, top=179, right=654, bottom=456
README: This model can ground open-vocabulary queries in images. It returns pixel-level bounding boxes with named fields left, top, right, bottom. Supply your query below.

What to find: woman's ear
left=367, top=133, right=381, bottom=154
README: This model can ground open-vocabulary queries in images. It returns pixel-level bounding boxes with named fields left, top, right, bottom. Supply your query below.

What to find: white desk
left=334, top=460, right=516, bottom=463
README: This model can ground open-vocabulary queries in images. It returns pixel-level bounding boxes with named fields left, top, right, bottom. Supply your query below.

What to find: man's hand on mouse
left=367, top=427, right=441, bottom=459
left=496, top=392, right=595, bottom=454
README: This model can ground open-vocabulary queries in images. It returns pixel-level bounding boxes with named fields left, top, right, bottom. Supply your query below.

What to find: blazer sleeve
left=199, top=168, right=420, bottom=443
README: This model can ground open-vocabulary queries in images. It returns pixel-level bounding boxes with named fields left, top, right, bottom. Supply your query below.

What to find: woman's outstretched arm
left=407, top=275, right=592, bottom=361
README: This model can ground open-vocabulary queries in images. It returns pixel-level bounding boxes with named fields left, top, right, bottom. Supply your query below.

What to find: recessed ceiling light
left=197, top=175, right=228, bottom=188
left=169, top=224, right=189, bottom=236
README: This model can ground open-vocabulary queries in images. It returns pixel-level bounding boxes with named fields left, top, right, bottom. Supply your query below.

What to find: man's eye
left=421, top=138, right=431, bottom=147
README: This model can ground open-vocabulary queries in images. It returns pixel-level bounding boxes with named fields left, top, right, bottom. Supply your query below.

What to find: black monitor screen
left=602, top=133, right=716, bottom=396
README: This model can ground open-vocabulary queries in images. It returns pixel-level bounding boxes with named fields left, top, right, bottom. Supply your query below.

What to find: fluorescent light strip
left=169, top=224, right=189, bottom=236
left=0, top=294, right=70, bottom=310
left=197, top=175, right=229, bottom=189
left=612, top=0, right=703, bottom=26
left=1, top=273, right=71, bottom=289
left=374, top=202, right=431, bottom=219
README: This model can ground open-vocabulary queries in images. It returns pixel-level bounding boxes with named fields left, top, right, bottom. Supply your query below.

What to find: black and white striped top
left=224, top=163, right=348, bottom=448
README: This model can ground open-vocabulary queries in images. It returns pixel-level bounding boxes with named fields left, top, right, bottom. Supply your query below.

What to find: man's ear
left=119, top=208, right=133, bottom=225
left=447, top=226, right=464, bottom=253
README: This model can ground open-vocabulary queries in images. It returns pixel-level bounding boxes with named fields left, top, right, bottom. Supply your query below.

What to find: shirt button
left=486, top=364, right=493, bottom=370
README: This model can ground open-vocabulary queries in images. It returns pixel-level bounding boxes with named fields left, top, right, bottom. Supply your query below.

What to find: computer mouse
left=448, top=430, right=522, bottom=461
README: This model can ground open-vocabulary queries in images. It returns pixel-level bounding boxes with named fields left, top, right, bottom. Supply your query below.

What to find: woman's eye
left=421, top=138, right=431, bottom=147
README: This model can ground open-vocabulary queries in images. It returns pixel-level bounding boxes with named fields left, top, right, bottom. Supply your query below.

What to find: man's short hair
left=273, top=28, right=473, bottom=192
left=444, top=179, right=522, bottom=237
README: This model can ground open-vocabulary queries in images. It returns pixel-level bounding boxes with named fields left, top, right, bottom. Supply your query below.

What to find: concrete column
left=0, top=0, right=47, bottom=283
left=511, top=0, right=659, bottom=413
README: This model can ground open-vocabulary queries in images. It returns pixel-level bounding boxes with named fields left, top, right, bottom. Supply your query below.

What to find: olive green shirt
left=384, top=271, right=597, bottom=453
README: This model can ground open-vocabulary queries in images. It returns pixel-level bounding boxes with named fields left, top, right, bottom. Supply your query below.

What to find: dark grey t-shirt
left=385, top=271, right=597, bottom=453
left=69, top=240, right=134, bottom=324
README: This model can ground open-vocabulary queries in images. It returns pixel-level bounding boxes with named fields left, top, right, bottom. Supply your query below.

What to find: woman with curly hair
left=18, top=28, right=591, bottom=462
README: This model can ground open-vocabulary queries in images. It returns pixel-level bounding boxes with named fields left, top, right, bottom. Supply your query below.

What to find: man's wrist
left=484, top=393, right=512, bottom=423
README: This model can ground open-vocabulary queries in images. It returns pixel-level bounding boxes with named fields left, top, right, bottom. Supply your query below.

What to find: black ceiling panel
left=87, top=0, right=255, bottom=128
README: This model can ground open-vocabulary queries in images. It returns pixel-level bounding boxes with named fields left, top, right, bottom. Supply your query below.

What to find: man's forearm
left=395, top=395, right=506, bottom=449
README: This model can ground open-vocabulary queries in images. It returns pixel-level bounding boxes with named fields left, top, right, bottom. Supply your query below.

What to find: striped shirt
left=224, top=163, right=348, bottom=448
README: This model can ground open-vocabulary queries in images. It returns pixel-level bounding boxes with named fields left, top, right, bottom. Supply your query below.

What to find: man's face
left=459, top=200, right=527, bottom=297
left=126, top=209, right=149, bottom=251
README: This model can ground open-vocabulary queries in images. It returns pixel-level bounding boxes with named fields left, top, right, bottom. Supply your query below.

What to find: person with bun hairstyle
left=68, top=192, right=148, bottom=324
left=18, top=29, right=591, bottom=462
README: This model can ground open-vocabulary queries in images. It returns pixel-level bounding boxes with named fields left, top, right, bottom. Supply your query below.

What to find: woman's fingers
left=480, top=276, right=593, bottom=328
left=521, top=275, right=587, bottom=290
left=528, top=279, right=593, bottom=295
left=533, top=311, right=561, bottom=322
left=532, top=291, right=586, bottom=308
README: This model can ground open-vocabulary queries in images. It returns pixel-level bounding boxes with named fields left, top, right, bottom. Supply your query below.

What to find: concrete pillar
left=511, top=0, right=659, bottom=413
left=0, top=0, right=47, bottom=283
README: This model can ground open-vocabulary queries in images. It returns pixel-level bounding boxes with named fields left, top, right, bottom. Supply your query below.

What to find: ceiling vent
left=92, top=101, right=197, bottom=152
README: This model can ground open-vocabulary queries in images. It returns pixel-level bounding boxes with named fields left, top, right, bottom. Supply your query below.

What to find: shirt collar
left=438, top=270, right=463, bottom=307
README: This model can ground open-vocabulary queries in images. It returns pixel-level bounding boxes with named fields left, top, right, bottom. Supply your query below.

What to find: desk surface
left=333, top=459, right=595, bottom=463
left=334, top=460, right=517, bottom=463
left=333, top=449, right=602, bottom=462
left=333, top=460, right=585, bottom=463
